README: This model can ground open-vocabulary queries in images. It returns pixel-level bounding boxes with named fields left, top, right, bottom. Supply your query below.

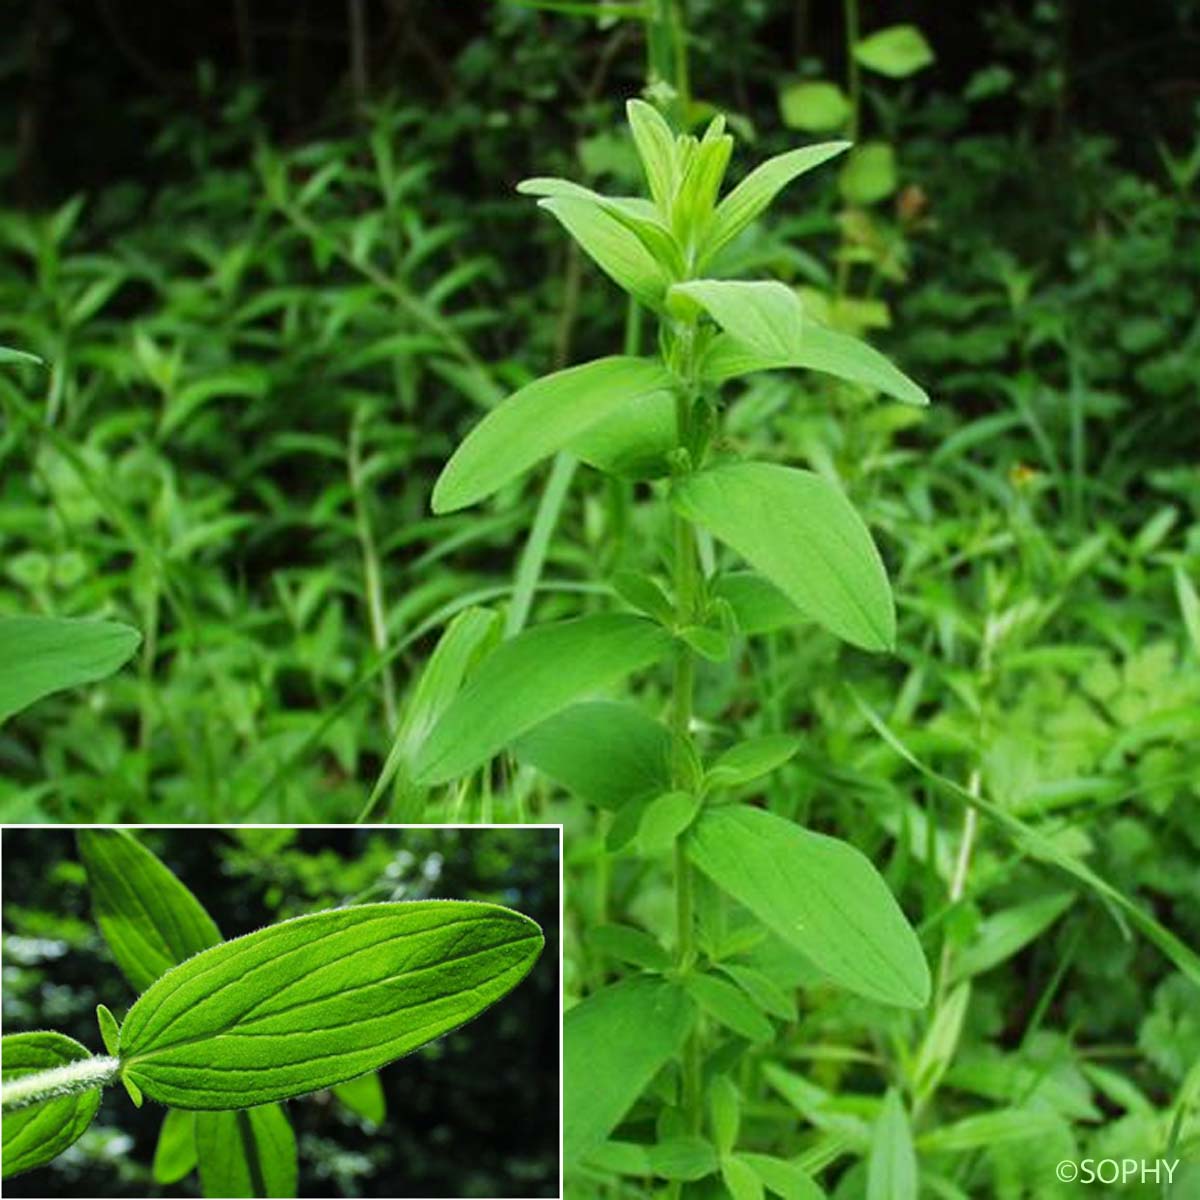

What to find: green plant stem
left=348, top=407, right=398, bottom=731
left=670, top=331, right=703, bottom=1140
left=836, top=0, right=861, bottom=300
left=1, top=1057, right=119, bottom=1112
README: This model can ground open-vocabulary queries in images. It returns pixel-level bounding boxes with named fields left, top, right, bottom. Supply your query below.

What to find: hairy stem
left=2, top=1057, right=119, bottom=1112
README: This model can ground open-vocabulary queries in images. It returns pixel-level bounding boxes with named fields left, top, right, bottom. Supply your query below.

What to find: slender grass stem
left=348, top=406, right=398, bottom=731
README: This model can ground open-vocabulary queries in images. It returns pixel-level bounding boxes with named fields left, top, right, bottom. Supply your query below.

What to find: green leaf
left=740, top=1152, right=828, bottom=1199
left=518, top=178, right=684, bottom=275
left=684, top=972, right=774, bottom=1043
left=709, top=1075, right=741, bottom=1156
left=779, top=81, right=851, bottom=132
left=639, top=790, right=703, bottom=855
left=712, top=572, right=805, bottom=636
left=588, top=1136, right=718, bottom=1181
left=332, top=1072, right=386, bottom=1125
left=433, top=356, right=674, bottom=513
left=867, top=1089, right=917, bottom=1200
left=363, top=607, right=500, bottom=820
left=565, top=976, right=694, bottom=1167
left=1174, top=564, right=1200, bottom=658
left=706, top=735, right=801, bottom=791
left=152, top=1108, right=197, bottom=1185
left=0, top=346, right=43, bottom=366
left=512, top=700, right=672, bottom=809
left=702, top=325, right=927, bottom=406
left=78, top=829, right=223, bottom=993
left=854, top=25, right=935, bottom=78
left=1, top=1032, right=103, bottom=1178
left=673, top=462, right=895, bottom=652
left=672, top=280, right=805, bottom=360
left=589, top=923, right=672, bottom=972
left=723, top=1154, right=766, bottom=1200
left=568, top=385, right=676, bottom=479
left=718, top=964, right=798, bottom=1022
left=97, top=1005, right=120, bottom=1057
left=948, top=892, right=1073, bottom=984
left=119, top=901, right=543, bottom=1109
left=686, top=806, right=930, bottom=1008
left=0, top=616, right=140, bottom=724
left=839, top=142, right=898, bottom=205
left=537, top=196, right=670, bottom=309
left=702, top=142, right=849, bottom=266
left=195, top=1105, right=297, bottom=1198
left=413, top=614, right=673, bottom=785
left=626, top=99, right=678, bottom=213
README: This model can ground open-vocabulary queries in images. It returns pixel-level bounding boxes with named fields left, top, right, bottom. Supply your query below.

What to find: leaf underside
left=1, top=1032, right=102, bottom=1178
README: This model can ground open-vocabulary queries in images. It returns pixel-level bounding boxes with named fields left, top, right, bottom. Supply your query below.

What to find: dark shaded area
left=4, top=0, right=1199, bottom=206
left=1, top=827, right=560, bottom=1197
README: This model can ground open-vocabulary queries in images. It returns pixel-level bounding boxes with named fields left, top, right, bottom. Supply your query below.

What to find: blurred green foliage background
left=1, top=827, right=560, bottom=1196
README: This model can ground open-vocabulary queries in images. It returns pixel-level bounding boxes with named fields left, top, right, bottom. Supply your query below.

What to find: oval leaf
left=686, top=805, right=930, bottom=1008
left=195, top=1104, right=297, bottom=1198
left=702, top=326, right=928, bottom=407
left=79, top=829, right=223, bottom=993
left=152, top=1108, right=197, bottom=1185
left=119, top=901, right=543, bottom=1109
left=413, top=615, right=673, bottom=786
left=433, top=356, right=675, bottom=513
left=854, top=25, right=934, bottom=78
left=511, top=700, right=673, bottom=810
left=673, top=462, right=895, bottom=652
left=565, top=976, right=694, bottom=1168
left=0, top=616, right=140, bottom=724
left=1, top=1032, right=102, bottom=1178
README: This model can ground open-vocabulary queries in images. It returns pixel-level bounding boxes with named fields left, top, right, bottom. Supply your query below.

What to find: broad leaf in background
left=511, top=700, right=673, bottom=809
left=119, top=901, right=543, bottom=1108
left=565, top=976, right=694, bottom=1168
left=854, top=25, right=935, bottom=78
left=867, top=1089, right=918, bottom=1200
left=413, top=614, right=673, bottom=785
left=702, top=326, right=928, bottom=406
left=673, top=463, right=895, bottom=652
left=1, top=1032, right=103, bottom=1177
left=195, top=1106, right=298, bottom=1199
left=686, top=806, right=930, bottom=1008
left=152, top=1108, right=197, bottom=1185
left=333, top=1072, right=387, bottom=1125
left=432, top=356, right=675, bottom=512
left=0, top=616, right=140, bottom=725
left=78, top=829, right=222, bottom=993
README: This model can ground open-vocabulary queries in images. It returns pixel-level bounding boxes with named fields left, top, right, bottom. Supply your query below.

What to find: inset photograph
left=1, top=825, right=560, bottom=1198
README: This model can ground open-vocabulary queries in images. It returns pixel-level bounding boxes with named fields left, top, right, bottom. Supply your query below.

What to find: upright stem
left=349, top=407, right=398, bottom=731
left=836, top=0, right=861, bottom=300
left=670, top=330, right=703, bottom=1134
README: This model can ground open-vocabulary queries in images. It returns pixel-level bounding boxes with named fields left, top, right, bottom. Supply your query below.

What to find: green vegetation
left=2, top=3, right=1199, bottom=1197
left=2, top=827, right=559, bottom=1196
